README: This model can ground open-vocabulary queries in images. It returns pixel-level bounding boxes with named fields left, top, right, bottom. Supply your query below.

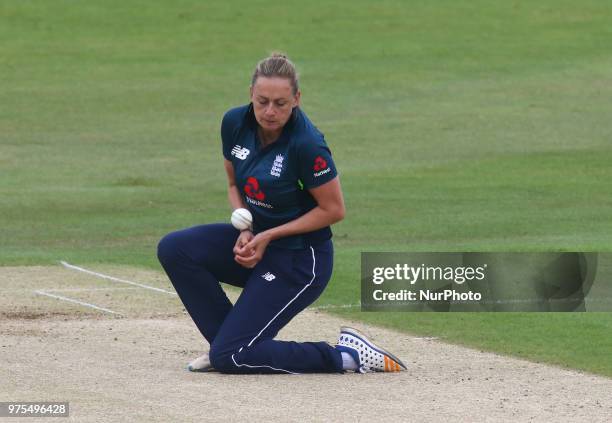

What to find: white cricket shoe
left=187, top=352, right=214, bottom=372
left=336, top=327, right=407, bottom=373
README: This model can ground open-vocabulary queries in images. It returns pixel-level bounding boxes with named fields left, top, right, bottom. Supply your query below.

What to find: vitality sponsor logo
left=313, top=155, right=331, bottom=177
left=231, top=145, right=250, bottom=160
left=244, top=177, right=273, bottom=209
left=270, top=154, right=284, bottom=177
left=261, top=272, right=276, bottom=281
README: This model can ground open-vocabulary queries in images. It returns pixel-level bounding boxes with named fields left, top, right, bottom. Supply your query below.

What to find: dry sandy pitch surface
left=1, top=264, right=612, bottom=422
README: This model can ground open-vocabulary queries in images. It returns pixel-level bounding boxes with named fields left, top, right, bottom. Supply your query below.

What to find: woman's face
left=250, top=77, right=300, bottom=133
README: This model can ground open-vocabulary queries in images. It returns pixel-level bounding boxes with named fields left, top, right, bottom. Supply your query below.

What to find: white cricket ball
left=231, top=208, right=252, bottom=231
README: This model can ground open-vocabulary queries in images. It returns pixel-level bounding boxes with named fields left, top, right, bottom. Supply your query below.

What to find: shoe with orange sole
left=336, top=327, right=407, bottom=373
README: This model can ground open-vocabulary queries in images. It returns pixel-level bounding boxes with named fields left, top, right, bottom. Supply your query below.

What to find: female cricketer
left=157, top=53, right=406, bottom=374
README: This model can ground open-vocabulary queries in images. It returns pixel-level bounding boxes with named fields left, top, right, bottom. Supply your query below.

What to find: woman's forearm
left=228, top=185, right=247, bottom=210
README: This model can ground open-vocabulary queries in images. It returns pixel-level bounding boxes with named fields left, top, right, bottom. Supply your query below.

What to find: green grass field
left=2, top=1, right=612, bottom=376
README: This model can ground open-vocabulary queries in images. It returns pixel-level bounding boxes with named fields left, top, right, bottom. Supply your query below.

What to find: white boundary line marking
left=0, top=287, right=140, bottom=294
left=60, top=261, right=177, bottom=296
left=46, top=287, right=141, bottom=292
left=35, top=290, right=121, bottom=315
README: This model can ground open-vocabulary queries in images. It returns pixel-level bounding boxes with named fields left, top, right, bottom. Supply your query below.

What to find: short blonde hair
left=251, top=53, right=299, bottom=95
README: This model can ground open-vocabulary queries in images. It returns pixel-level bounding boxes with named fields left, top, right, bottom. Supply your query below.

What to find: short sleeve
left=297, top=138, right=338, bottom=189
left=221, top=111, right=236, bottom=161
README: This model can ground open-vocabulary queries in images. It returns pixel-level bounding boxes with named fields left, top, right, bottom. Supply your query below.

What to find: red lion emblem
left=244, top=176, right=265, bottom=201
left=313, top=156, right=327, bottom=171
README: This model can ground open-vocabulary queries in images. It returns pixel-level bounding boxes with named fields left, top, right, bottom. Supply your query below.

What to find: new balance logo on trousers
left=261, top=272, right=276, bottom=281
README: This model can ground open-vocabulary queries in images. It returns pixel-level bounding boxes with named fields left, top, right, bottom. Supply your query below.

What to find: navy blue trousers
left=157, top=223, right=343, bottom=374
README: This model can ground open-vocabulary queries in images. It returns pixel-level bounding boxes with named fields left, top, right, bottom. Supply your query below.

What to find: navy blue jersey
left=221, top=104, right=338, bottom=249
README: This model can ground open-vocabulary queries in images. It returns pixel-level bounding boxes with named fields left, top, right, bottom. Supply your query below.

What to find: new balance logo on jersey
left=231, top=145, right=250, bottom=160
left=261, top=272, right=276, bottom=281
left=270, top=154, right=284, bottom=177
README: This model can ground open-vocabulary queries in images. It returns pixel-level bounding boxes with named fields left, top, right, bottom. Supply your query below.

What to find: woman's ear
left=294, top=90, right=301, bottom=108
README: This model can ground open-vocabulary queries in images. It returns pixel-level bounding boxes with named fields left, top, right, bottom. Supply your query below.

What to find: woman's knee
left=157, top=231, right=184, bottom=265
left=208, top=343, right=237, bottom=372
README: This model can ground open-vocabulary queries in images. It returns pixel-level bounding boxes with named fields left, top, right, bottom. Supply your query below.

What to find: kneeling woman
left=157, top=53, right=406, bottom=374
